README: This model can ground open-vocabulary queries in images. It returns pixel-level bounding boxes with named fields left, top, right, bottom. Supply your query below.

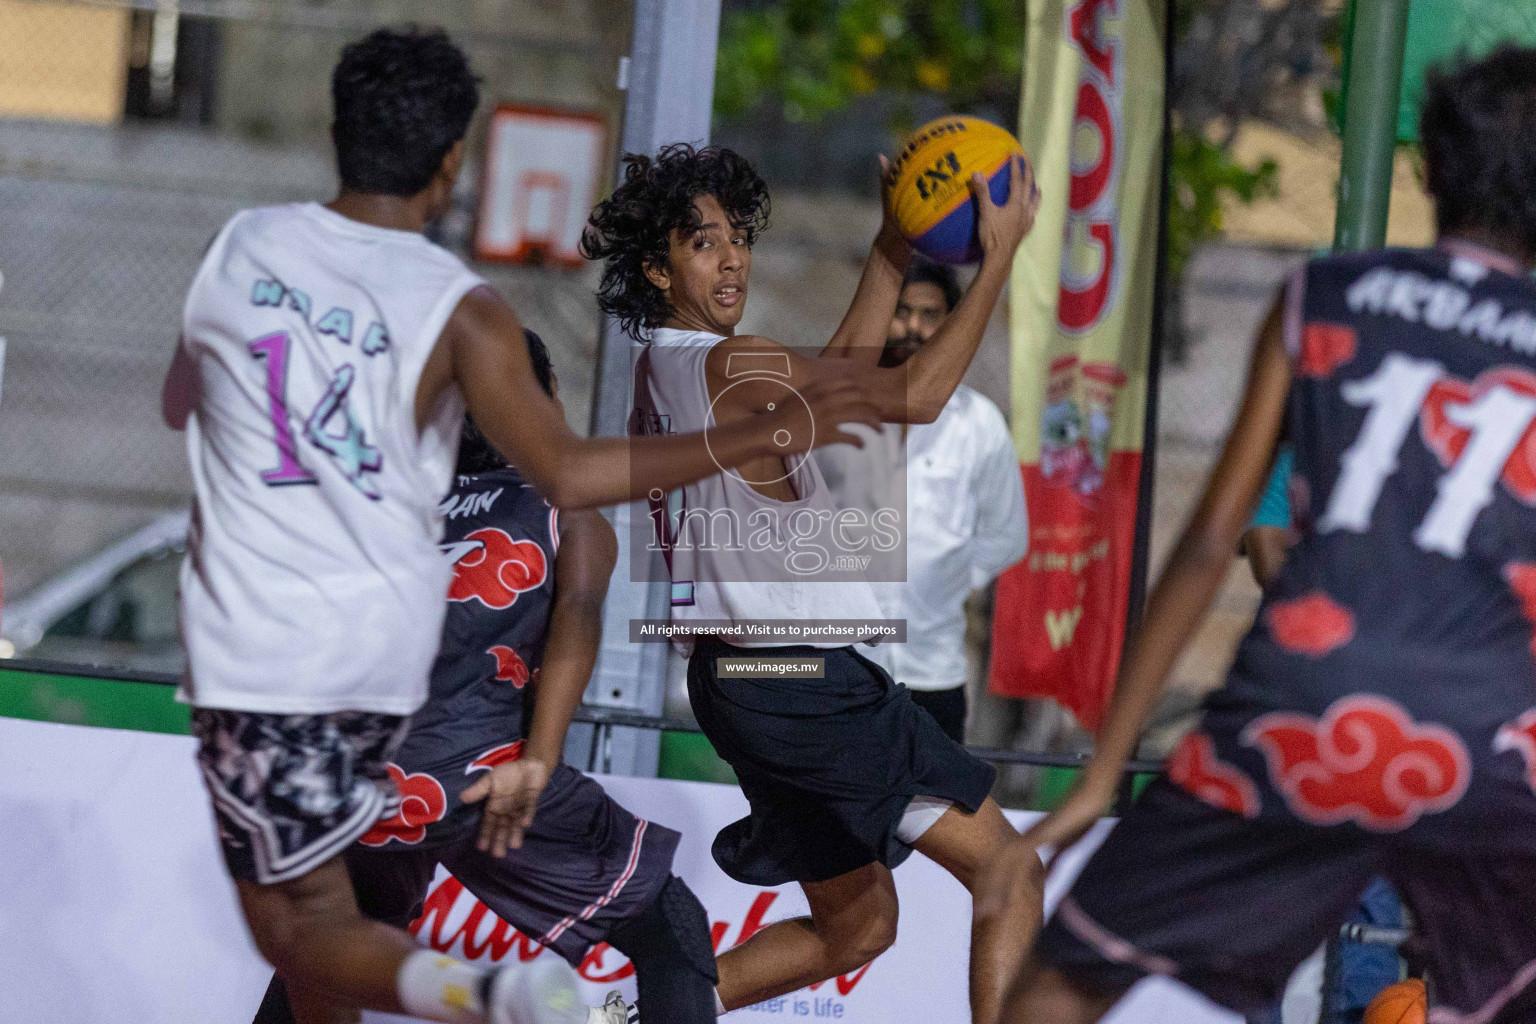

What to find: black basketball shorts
left=191, top=707, right=409, bottom=885
left=1037, top=779, right=1536, bottom=1024
left=344, top=764, right=680, bottom=966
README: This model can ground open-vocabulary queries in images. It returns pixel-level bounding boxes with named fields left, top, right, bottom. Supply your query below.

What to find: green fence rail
left=0, top=660, right=1160, bottom=811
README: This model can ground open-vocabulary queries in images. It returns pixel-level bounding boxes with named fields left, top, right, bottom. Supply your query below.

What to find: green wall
left=0, top=667, right=1152, bottom=808
left=0, top=667, right=191, bottom=735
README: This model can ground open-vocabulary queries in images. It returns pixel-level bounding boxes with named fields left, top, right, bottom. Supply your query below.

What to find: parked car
left=2, top=512, right=189, bottom=675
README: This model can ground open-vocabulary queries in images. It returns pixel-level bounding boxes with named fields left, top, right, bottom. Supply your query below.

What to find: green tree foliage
left=714, top=0, right=1025, bottom=127
left=716, top=0, right=1320, bottom=357
left=1167, top=134, right=1277, bottom=286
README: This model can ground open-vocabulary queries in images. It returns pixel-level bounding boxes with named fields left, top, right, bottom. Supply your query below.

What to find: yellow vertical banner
left=989, top=0, right=1166, bottom=731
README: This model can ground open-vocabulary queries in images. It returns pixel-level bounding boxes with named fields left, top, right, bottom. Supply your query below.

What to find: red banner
left=988, top=0, right=1165, bottom=731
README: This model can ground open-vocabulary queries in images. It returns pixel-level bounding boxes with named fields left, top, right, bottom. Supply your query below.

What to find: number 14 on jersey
left=249, top=331, right=385, bottom=499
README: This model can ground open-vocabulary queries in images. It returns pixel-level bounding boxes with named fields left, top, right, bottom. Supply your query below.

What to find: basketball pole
left=1333, top=0, right=1412, bottom=251
left=576, top=0, right=722, bottom=778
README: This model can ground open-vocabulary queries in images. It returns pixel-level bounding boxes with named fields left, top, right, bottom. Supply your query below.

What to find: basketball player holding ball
left=581, top=141, right=1040, bottom=1024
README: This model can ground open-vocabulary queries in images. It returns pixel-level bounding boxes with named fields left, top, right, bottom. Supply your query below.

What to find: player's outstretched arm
left=461, top=508, right=617, bottom=857
left=865, top=155, right=1037, bottom=423
left=1022, top=295, right=1292, bottom=856
left=423, top=287, right=881, bottom=510
left=818, top=156, right=912, bottom=365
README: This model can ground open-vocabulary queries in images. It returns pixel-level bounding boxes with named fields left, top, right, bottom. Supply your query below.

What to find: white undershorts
left=895, top=795, right=953, bottom=844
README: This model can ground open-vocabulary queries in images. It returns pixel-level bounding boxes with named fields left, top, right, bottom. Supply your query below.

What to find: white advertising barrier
left=0, top=716, right=1238, bottom=1024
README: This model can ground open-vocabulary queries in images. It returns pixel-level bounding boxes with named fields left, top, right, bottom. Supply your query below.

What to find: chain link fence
left=0, top=0, right=632, bottom=612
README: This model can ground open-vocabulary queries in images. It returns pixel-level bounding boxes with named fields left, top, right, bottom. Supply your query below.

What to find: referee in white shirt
left=818, top=259, right=1028, bottom=742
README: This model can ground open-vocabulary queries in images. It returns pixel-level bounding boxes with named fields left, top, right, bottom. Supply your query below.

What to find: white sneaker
left=488, top=955, right=586, bottom=1024
left=585, top=991, right=638, bottom=1024
left=583, top=994, right=638, bottom=1024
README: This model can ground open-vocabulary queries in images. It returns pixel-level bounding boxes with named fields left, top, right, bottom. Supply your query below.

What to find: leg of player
left=998, top=960, right=1118, bottom=1024
left=909, top=799, right=1045, bottom=1024
left=606, top=876, right=720, bottom=1024
left=237, top=856, right=582, bottom=1024
left=713, top=863, right=899, bottom=1011
left=286, top=983, right=360, bottom=1024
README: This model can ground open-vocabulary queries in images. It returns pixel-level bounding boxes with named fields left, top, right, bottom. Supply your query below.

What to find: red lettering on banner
left=1067, top=83, right=1114, bottom=211
left=1059, top=223, right=1116, bottom=332
left=579, top=943, right=636, bottom=984
left=810, top=961, right=877, bottom=996
left=1068, top=0, right=1118, bottom=83
left=1057, top=0, right=1123, bottom=336
left=411, top=879, right=875, bottom=997
left=733, top=891, right=778, bottom=947
left=410, top=876, right=545, bottom=963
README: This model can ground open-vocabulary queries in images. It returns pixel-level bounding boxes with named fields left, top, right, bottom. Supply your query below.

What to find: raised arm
left=707, top=157, right=1039, bottom=428
left=818, top=157, right=913, bottom=364
left=460, top=507, right=617, bottom=857
left=420, top=287, right=881, bottom=510
left=1022, top=294, right=1292, bottom=856
left=874, top=155, right=1038, bottom=422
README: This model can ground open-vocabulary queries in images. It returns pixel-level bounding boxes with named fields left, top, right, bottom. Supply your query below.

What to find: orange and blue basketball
left=884, top=115, right=1029, bottom=265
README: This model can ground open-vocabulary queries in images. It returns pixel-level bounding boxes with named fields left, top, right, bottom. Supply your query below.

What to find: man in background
left=818, top=258, right=1027, bottom=742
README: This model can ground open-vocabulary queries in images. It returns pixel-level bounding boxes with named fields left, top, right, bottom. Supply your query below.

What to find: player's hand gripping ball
left=883, top=115, right=1032, bottom=264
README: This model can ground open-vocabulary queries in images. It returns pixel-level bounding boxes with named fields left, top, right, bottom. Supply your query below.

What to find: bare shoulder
left=445, top=283, right=519, bottom=339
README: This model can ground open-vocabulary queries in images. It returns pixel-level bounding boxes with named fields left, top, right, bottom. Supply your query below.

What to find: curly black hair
left=1421, top=46, right=1536, bottom=258
left=456, top=329, right=554, bottom=476
left=579, top=143, right=771, bottom=339
left=332, top=27, right=480, bottom=197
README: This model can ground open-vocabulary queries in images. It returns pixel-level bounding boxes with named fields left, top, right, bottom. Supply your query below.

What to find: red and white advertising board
left=0, top=716, right=1236, bottom=1024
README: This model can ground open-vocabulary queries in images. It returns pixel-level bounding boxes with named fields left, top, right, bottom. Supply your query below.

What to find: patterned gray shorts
left=192, top=708, right=409, bottom=885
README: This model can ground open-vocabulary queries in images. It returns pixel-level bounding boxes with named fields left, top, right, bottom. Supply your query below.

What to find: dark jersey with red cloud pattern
left=359, top=466, right=560, bottom=848
left=1167, top=246, right=1536, bottom=851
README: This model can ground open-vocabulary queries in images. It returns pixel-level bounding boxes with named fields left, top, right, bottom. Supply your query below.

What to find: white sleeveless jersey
left=178, top=202, right=484, bottom=714
left=642, top=327, right=887, bottom=652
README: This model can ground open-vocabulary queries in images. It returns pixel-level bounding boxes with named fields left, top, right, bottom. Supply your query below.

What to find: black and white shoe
left=586, top=990, right=639, bottom=1024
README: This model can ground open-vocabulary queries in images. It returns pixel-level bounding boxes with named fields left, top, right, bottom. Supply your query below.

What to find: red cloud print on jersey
left=488, top=646, right=530, bottom=687
left=1422, top=367, right=1536, bottom=502
left=1167, top=731, right=1260, bottom=818
left=1495, top=710, right=1536, bottom=796
left=1504, top=563, right=1536, bottom=661
left=1298, top=323, right=1358, bottom=378
left=358, top=764, right=447, bottom=846
left=1242, top=695, right=1470, bottom=831
left=447, top=528, right=548, bottom=610
left=467, top=740, right=526, bottom=774
left=1265, top=591, right=1356, bottom=657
